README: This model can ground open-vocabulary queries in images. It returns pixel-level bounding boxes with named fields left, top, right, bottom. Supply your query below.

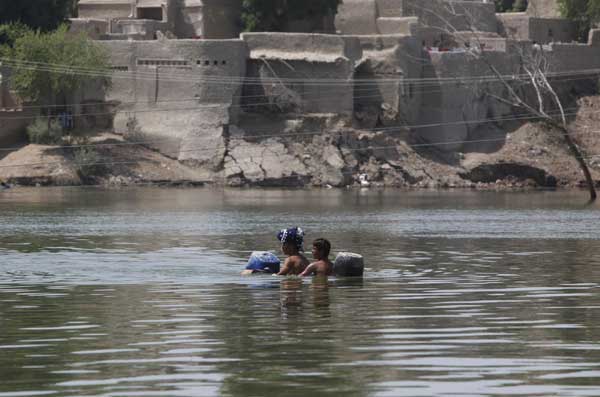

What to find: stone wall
left=527, top=0, right=561, bottom=18
left=336, top=0, right=497, bottom=35
left=98, top=38, right=247, bottom=165
left=176, top=0, right=242, bottom=39
left=546, top=42, right=600, bottom=73
left=400, top=0, right=498, bottom=33
left=498, top=13, right=576, bottom=44
left=335, top=0, right=379, bottom=34
left=417, top=47, right=518, bottom=151
left=241, top=33, right=362, bottom=117
left=351, top=34, right=424, bottom=128
left=78, top=0, right=132, bottom=21
left=77, top=0, right=242, bottom=39
left=69, top=19, right=109, bottom=39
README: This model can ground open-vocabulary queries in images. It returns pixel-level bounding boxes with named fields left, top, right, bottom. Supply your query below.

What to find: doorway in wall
left=137, top=7, right=162, bottom=20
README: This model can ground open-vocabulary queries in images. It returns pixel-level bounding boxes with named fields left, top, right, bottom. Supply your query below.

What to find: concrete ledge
left=241, top=33, right=362, bottom=63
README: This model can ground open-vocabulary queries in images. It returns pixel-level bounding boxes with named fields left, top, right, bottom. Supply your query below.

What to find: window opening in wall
left=111, top=66, right=129, bottom=71
left=137, top=7, right=162, bottom=21
left=137, top=59, right=189, bottom=68
left=196, top=60, right=228, bottom=67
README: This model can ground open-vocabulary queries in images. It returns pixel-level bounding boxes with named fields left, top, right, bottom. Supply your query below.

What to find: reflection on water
left=1, top=188, right=600, bottom=396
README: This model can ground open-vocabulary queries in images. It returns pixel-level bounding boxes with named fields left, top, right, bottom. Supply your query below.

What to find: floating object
left=0, top=182, right=10, bottom=190
left=359, top=174, right=370, bottom=188
left=245, top=251, right=281, bottom=274
left=333, top=252, right=365, bottom=277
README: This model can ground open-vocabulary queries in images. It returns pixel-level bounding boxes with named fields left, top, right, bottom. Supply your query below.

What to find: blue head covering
left=277, top=227, right=304, bottom=251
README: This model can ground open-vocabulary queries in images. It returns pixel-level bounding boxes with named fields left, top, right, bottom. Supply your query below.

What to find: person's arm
left=300, top=263, right=317, bottom=277
left=276, top=258, right=293, bottom=276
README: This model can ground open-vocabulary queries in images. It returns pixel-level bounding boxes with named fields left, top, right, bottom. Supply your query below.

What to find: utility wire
left=3, top=57, right=600, bottom=86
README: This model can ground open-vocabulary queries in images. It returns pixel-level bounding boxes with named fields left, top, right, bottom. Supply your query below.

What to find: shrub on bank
left=26, top=117, right=63, bottom=144
left=73, top=147, right=103, bottom=178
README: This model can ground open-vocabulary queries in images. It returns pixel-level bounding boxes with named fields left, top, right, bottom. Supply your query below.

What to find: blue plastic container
left=245, top=251, right=281, bottom=274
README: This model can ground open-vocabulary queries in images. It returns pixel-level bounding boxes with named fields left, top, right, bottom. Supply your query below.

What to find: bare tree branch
left=408, top=0, right=597, bottom=200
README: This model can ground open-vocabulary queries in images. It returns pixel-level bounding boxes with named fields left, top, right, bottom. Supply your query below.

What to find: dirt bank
left=2, top=97, right=600, bottom=190
left=0, top=133, right=210, bottom=187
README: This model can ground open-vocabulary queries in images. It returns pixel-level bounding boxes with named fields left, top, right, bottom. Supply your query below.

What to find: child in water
left=301, top=238, right=334, bottom=277
left=276, top=227, right=309, bottom=276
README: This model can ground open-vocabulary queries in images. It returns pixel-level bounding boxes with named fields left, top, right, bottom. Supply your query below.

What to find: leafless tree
left=413, top=0, right=597, bottom=201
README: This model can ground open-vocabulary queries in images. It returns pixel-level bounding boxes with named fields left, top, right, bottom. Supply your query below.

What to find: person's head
left=312, top=238, right=331, bottom=260
left=277, top=227, right=304, bottom=255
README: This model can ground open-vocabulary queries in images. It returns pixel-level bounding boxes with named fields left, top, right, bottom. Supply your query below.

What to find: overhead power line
left=2, top=57, right=600, bottom=87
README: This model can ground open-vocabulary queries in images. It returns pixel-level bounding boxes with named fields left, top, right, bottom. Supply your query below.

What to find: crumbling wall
left=336, top=0, right=497, bottom=37
left=117, top=19, right=169, bottom=40
left=176, top=0, right=242, bottom=39
left=417, top=48, right=517, bottom=152
left=241, top=33, right=362, bottom=118
left=527, top=0, right=561, bottom=18
left=351, top=34, right=424, bottom=128
left=78, top=0, right=132, bottom=20
left=400, top=0, right=498, bottom=33
left=497, top=13, right=576, bottom=44
left=547, top=43, right=600, bottom=72
left=335, top=0, right=379, bottom=34
left=69, top=19, right=109, bottom=39
left=98, top=38, right=247, bottom=165
left=101, top=38, right=246, bottom=106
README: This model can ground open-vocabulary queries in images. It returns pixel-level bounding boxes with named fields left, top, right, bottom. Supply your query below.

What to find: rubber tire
left=333, top=252, right=364, bottom=277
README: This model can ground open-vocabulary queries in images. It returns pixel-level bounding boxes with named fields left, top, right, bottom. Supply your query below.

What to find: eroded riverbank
left=3, top=97, right=600, bottom=190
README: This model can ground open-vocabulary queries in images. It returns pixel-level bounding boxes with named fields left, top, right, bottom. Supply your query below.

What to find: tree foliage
left=26, top=117, right=64, bottom=144
left=8, top=25, right=111, bottom=105
left=241, top=0, right=341, bottom=32
left=495, top=0, right=528, bottom=12
left=0, top=0, right=77, bottom=31
left=558, top=0, right=600, bottom=40
left=0, top=22, right=31, bottom=50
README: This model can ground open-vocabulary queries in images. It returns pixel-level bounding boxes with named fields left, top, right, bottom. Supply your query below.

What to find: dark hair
left=312, top=238, right=331, bottom=257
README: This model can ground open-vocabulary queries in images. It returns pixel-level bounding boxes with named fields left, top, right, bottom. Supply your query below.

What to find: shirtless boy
left=276, top=227, right=309, bottom=276
left=301, top=238, right=334, bottom=277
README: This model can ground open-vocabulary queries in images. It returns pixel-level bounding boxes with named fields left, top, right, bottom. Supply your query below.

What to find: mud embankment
left=2, top=97, right=600, bottom=190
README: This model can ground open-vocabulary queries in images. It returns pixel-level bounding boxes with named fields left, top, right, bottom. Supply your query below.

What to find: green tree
left=0, top=22, right=31, bottom=49
left=558, top=0, right=600, bottom=40
left=0, top=0, right=77, bottom=32
left=241, top=0, right=341, bottom=32
left=8, top=25, right=110, bottom=105
left=512, top=0, right=528, bottom=11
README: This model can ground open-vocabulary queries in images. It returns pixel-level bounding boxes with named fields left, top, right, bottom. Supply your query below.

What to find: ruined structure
left=6, top=0, right=600, bottom=186
left=68, top=0, right=600, bottom=186
left=72, top=0, right=242, bottom=40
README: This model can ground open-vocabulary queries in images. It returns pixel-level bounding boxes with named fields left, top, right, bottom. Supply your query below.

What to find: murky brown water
left=1, top=188, right=600, bottom=396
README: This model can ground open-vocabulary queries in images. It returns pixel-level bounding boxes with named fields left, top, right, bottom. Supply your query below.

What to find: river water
left=1, top=188, right=600, bottom=396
